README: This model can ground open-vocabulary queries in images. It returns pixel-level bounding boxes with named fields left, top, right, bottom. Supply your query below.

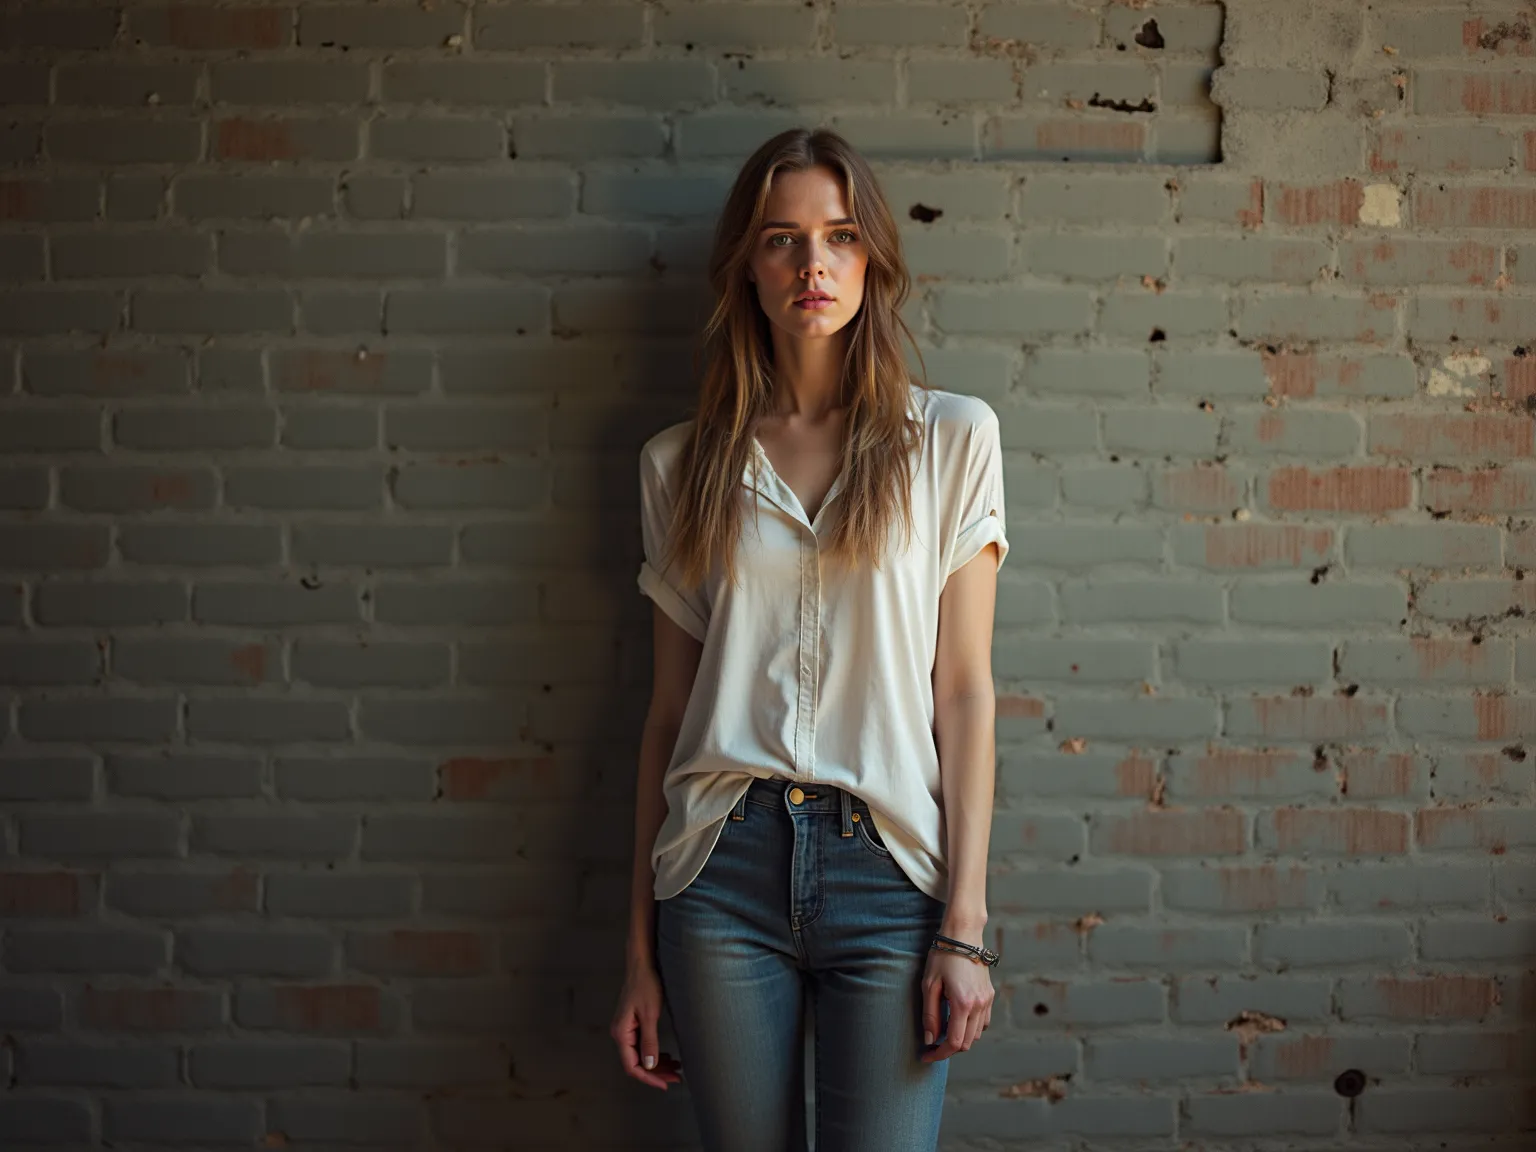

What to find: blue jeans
left=655, top=777, right=950, bottom=1152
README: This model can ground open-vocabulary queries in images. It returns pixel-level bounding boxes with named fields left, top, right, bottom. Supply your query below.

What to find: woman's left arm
left=921, top=540, right=1001, bottom=1063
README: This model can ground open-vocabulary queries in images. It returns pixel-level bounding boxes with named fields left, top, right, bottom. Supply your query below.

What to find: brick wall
left=1, top=1, right=1533, bottom=1147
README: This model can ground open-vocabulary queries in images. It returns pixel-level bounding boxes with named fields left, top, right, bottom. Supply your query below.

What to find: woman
left=610, top=127, right=1009, bottom=1152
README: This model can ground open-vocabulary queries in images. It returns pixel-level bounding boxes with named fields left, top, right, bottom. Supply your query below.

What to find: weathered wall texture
left=0, top=0, right=1533, bottom=1147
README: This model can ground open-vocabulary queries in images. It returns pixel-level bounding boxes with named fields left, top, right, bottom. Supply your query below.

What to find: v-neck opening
left=750, top=436, right=847, bottom=531
left=746, top=382, right=929, bottom=529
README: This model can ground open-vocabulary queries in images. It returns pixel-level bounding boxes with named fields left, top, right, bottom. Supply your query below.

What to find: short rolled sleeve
left=637, top=443, right=710, bottom=643
left=946, top=406, right=1009, bottom=577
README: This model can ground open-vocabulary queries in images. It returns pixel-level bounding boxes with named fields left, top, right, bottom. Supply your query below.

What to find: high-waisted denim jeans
left=655, top=776, right=950, bottom=1152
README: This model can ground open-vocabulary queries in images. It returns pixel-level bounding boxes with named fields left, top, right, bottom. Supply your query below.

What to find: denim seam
left=796, top=813, right=826, bottom=931
left=810, top=979, right=823, bottom=1152
left=789, top=922, right=811, bottom=966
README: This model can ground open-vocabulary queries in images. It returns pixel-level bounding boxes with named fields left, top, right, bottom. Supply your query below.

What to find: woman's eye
left=766, top=230, right=856, bottom=248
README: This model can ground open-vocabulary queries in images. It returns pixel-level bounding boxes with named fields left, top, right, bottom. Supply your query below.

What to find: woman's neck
left=767, top=332, right=847, bottom=419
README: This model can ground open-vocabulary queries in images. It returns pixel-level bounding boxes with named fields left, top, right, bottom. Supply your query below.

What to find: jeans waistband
left=735, top=776, right=870, bottom=837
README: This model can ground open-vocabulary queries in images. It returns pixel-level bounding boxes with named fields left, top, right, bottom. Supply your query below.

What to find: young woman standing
left=610, top=127, right=1009, bottom=1152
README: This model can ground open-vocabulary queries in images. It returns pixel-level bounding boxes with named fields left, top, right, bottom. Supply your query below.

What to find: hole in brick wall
left=1089, top=92, right=1156, bottom=114
left=1134, top=19, right=1166, bottom=49
left=1333, top=1068, right=1366, bottom=1097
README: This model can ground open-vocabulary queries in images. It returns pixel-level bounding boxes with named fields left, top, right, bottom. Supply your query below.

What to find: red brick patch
left=216, top=119, right=298, bottom=162
left=1267, top=466, right=1412, bottom=512
left=81, top=986, right=216, bottom=1030
left=1274, top=180, right=1364, bottom=226
left=1103, top=810, right=1245, bottom=856
left=1271, top=808, right=1409, bottom=855
left=1339, top=750, right=1419, bottom=798
left=1200, top=525, right=1333, bottom=568
left=0, top=871, right=88, bottom=916
left=271, top=984, right=382, bottom=1031
left=1376, top=975, right=1497, bottom=1020
left=438, top=757, right=557, bottom=800
left=166, top=5, right=289, bottom=49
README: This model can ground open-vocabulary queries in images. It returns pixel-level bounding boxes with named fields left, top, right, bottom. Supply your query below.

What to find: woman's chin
left=774, top=308, right=852, bottom=338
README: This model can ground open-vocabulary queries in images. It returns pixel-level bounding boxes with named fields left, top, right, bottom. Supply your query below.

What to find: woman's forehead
left=763, top=166, right=850, bottom=217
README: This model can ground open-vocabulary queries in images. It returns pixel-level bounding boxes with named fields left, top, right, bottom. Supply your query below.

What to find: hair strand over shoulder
left=658, top=127, right=929, bottom=592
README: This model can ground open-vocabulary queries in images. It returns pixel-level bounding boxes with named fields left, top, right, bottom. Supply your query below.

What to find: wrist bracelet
left=930, top=932, right=999, bottom=967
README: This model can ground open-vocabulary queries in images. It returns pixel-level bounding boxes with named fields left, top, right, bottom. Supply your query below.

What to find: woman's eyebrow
left=758, top=217, right=857, bottom=230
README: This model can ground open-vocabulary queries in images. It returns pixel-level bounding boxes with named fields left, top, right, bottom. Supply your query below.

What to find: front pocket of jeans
left=854, top=812, right=892, bottom=857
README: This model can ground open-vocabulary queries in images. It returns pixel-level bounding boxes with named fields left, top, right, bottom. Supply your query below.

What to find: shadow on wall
left=517, top=280, right=711, bottom=1148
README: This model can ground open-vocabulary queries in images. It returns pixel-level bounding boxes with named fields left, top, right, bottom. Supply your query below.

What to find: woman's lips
left=794, top=297, right=834, bottom=310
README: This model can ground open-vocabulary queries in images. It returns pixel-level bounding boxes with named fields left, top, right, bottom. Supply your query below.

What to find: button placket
left=747, top=437, right=834, bottom=786
left=793, top=527, right=823, bottom=781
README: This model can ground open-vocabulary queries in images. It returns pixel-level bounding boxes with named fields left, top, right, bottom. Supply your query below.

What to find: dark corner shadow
left=516, top=278, right=709, bottom=1152
left=1516, top=961, right=1536, bottom=1135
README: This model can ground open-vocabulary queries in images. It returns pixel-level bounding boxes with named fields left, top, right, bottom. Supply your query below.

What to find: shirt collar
left=740, top=386, right=923, bottom=530
left=744, top=437, right=849, bottom=532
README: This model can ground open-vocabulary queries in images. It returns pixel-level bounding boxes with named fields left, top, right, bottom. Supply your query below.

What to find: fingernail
left=643, top=1055, right=656, bottom=1070
left=924, top=1031, right=934, bottom=1045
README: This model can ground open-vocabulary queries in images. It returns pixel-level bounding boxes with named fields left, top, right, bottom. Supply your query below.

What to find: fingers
left=611, top=1009, right=672, bottom=1090
left=638, top=1011, right=685, bottom=1082
left=925, top=1002, right=969, bottom=1063
left=921, top=976, right=943, bottom=1049
left=640, top=1011, right=661, bottom=1073
left=652, top=1054, right=685, bottom=1084
left=963, top=1003, right=987, bottom=1050
left=920, top=987, right=994, bottom=1063
left=651, top=1053, right=685, bottom=1085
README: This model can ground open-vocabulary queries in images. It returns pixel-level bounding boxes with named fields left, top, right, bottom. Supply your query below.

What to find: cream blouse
left=636, top=385, right=1009, bottom=903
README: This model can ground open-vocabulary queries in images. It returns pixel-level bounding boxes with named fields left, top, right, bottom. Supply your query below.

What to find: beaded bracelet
left=930, top=932, right=1000, bottom=967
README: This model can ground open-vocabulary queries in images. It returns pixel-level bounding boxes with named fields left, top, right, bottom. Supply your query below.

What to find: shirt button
left=788, top=787, right=805, bottom=805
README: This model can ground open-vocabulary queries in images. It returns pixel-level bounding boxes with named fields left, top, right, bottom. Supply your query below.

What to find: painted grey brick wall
left=1, top=1, right=1534, bottom=1148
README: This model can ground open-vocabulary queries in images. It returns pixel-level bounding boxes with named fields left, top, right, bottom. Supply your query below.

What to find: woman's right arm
left=625, top=604, right=703, bottom=968
left=611, top=607, right=700, bottom=1088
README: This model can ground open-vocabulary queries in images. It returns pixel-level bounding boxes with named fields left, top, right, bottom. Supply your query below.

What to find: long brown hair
left=660, top=127, right=927, bottom=590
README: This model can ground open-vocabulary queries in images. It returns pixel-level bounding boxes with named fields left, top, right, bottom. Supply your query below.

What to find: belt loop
left=839, top=788, right=853, bottom=837
left=730, top=786, right=747, bottom=821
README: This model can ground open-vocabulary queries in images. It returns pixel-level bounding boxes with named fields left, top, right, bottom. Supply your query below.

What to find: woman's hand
left=611, top=960, right=684, bottom=1089
left=919, top=946, right=994, bottom=1063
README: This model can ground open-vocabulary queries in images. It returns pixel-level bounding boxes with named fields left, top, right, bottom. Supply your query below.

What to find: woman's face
left=746, top=164, right=868, bottom=343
